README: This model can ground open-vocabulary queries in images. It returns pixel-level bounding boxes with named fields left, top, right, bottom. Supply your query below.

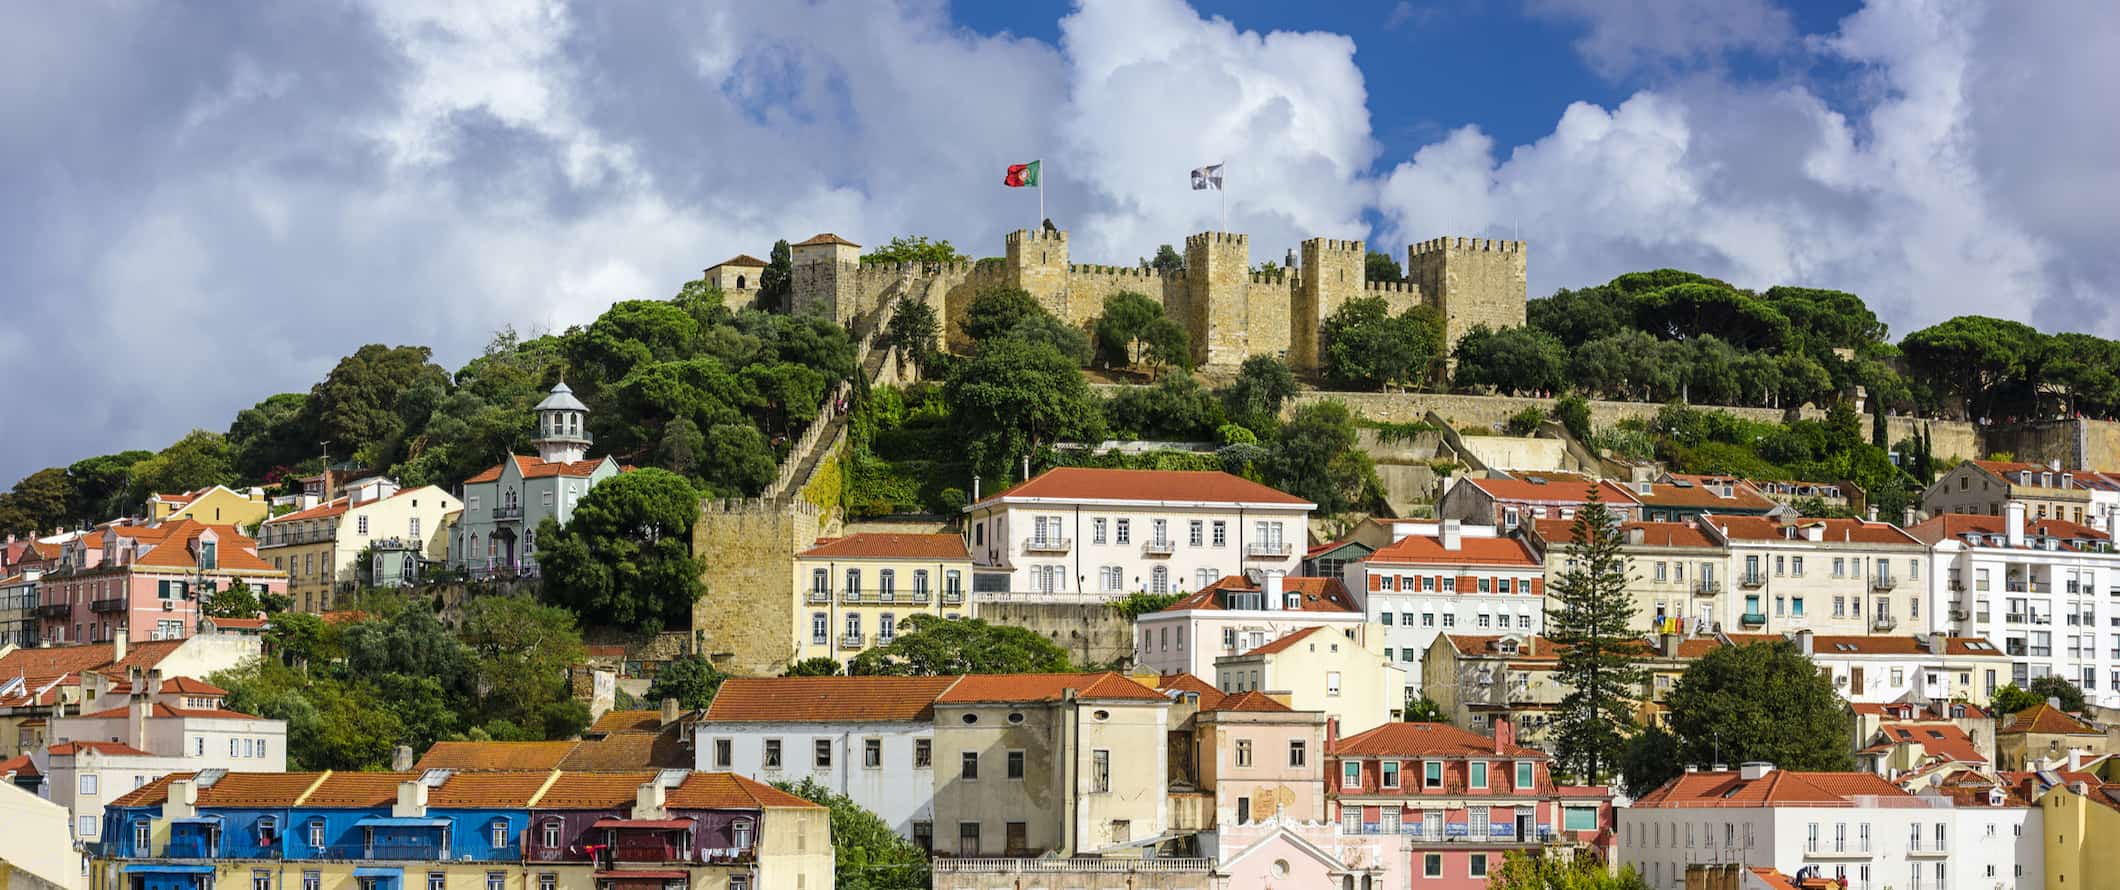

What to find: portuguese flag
left=1004, top=160, right=1041, bottom=188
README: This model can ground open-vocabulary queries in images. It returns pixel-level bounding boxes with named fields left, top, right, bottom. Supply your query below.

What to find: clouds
left=1525, top=0, right=1796, bottom=77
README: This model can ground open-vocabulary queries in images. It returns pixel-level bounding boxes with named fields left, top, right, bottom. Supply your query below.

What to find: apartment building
left=1908, top=506, right=2120, bottom=706
left=257, top=477, right=460, bottom=613
left=1708, top=515, right=1927, bottom=637
left=1, top=569, right=40, bottom=648
left=1995, top=703, right=2107, bottom=771
left=1851, top=701, right=1996, bottom=783
left=1788, top=631, right=2014, bottom=707
left=697, top=675, right=958, bottom=845
left=1436, top=472, right=1641, bottom=531
left=1619, top=763, right=2042, bottom=890
left=452, top=383, right=623, bottom=579
left=1214, top=625, right=1406, bottom=733
left=143, top=486, right=270, bottom=528
left=35, top=520, right=285, bottom=645
left=962, top=468, right=1312, bottom=599
left=1634, top=474, right=1780, bottom=522
left=1133, top=574, right=1368, bottom=678
left=789, top=533, right=969, bottom=664
left=1328, top=720, right=1612, bottom=886
left=1165, top=683, right=1329, bottom=828
left=2039, top=777, right=2120, bottom=889
left=1923, top=459, right=2094, bottom=525
left=1350, top=520, right=1544, bottom=691
left=1421, top=634, right=1565, bottom=748
left=1524, top=519, right=1727, bottom=635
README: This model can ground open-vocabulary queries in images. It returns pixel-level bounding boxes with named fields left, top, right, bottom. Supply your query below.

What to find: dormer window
left=198, top=539, right=217, bottom=571
left=490, top=820, right=509, bottom=848
left=258, top=816, right=278, bottom=844
left=541, top=821, right=561, bottom=848
left=308, top=819, right=325, bottom=848
left=732, top=818, right=753, bottom=849
left=1285, top=593, right=1301, bottom=609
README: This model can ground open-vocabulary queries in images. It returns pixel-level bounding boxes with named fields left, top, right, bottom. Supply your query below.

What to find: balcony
left=33, top=603, right=70, bottom=619
left=492, top=504, right=523, bottom=522
left=1021, top=537, right=1072, bottom=555
left=90, top=598, right=127, bottom=613
left=906, top=589, right=932, bottom=604
left=2006, top=613, right=2027, bottom=624
left=942, top=590, right=965, bottom=605
left=1741, top=612, right=1767, bottom=628
left=1873, top=614, right=1898, bottom=631
left=1245, top=542, right=1293, bottom=559
left=1694, top=579, right=1722, bottom=596
left=1949, top=608, right=1970, bottom=621
left=840, top=589, right=863, bottom=604
left=1740, top=573, right=1765, bottom=589
left=838, top=633, right=865, bottom=650
left=1871, top=575, right=1897, bottom=591
left=1142, top=539, right=1175, bottom=557
left=806, top=588, right=830, bottom=604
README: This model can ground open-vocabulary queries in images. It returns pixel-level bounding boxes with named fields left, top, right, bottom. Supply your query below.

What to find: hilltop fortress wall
left=783, top=226, right=1528, bottom=370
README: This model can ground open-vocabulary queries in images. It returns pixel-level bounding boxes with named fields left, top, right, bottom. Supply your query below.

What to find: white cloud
left=1526, top=0, right=1796, bottom=78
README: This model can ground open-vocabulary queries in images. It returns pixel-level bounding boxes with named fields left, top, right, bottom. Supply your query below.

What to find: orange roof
left=1904, top=513, right=2111, bottom=549
left=705, top=676, right=960, bottom=723
left=1334, top=721, right=1541, bottom=758
left=299, top=772, right=414, bottom=807
left=1637, top=475, right=1778, bottom=511
left=798, top=533, right=968, bottom=561
left=666, top=772, right=820, bottom=810
left=935, top=672, right=1165, bottom=704
left=2000, top=703, right=2101, bottom=735
left=49, top=740, right=154, bottom=757
left=1533, top=519, right=1718, bottom=548
left=416, top=741, right=580, bottom=771
left=78, top=702, right=261, bottom=720
left=426, top=772, right=553, bottom=808
left=1443, top=634, right=1560, bottom=660
left=1973, top=459, right=2045, bottom=479
left=975, top=467, right=1311, bottom=507
left=1150, top=673, right=1226, bottom=710
left=1852, top=701, right=1990, bottom=721
left=590, top=710, right=664, bottom=734
left=111, top=772, right=192, bottom=806
left=1210, top=691, right=1295, bottom=713
left=0, top=754, right=39, bottom=777
left=193, top=772, right=332, bottom=807
left=0, top=638, right=184, bottom=689
left=1748, top=869, right=1803, bottom=890
left=560, top=726, right=690, bottom=770
left=124, top=520, right=276, bottom=572
left=711, top=254, right=768, bottom=268
left=1633, top=769, right=1910, bottom=807
left=205, top=617, right=268, bottom=630
left=1870, top=724, right=1986, bottom=764
left=1158, top=575, right=1358, bottom=613
left=1367, top=532, right=1540, bottom=567
left=1244, top=625, right=1331, bottom=656
left=533, top=771, right=659, bottom=808
left=263, top=497, right=351, bottom=524
left=465, top=454, right=608, bottom=484
left=1464, top=475, right=1640, bottom=505
left=1705, top=514, right=1920, bottom=546
left=103, top=676, right=228, bottom=696
left=793, top=233, right=860, bottom=248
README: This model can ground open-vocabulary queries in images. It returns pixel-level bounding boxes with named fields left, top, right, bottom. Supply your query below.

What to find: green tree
left=1149, top=244, right=1185, bottom=277
left=1454, top=325, right=1567, bottom=395
left=1989, top=683, right=2042, bottom=716
left=700, top=423, right=777, bottom=497
left=1091, top=291, right=1165, bottom=367
left=1103, top=373, right=1225, bottom=441
left=65, top=450, right=154, bottom=524
left=1663, top=640, right=1854, bottom=772
left=1901, top=316, right=2045, bottom=419
left=847, top=615, right=1071, bottom=676
left=306, top=345, right=452, bottom=464
left=2026, top=676, right=2087, bottom=713
left=783, top=657, right=844, bottom=677
left=1321, top=297, right=1440, bottom=389
left=201, top=583, right=264, bottom=619
left=1140, top=316, right=1192, bottom=376
left=459, top=593, right=587, bottom=724
left=263, top=611, right=334, bottom=671
left=1529, top=286, right=1631, bottom=348
left=1108, top=591, right=1183, bottom=620
left=0, top=468, right=71, bottom=538
left=860, top=235, right=967, bottom=266
left=1364, top=250, right=1403, bottom=282
left=1259, top=400, right=1377, bottom=515
left=882, top=297, right=942, bottom=376
left=2042, top=332, right=2120, bottom=416
left=1545, top=490, right=1644, bottom=783
left=1219, top=355, right=1297, bottom=433
left=647, top=654, right=728, bottom=710
left=758, top=240, right=793, bottom=311
left=227, top=393, right=315, bottom=481
left=127, top=430, right=236, bottom=502
left=1403, top=694, right=1446, bottom=723
left=1000, top=313, right=1095, bottom=367
left=1553, top=394, right=1593, bottom=443
left=1487, top=850, right=1649, bottom=890
left=655, top=417, right=706, bottom=480
left=944, top=338, right=1104, bottom=483
left=961, top=286, right=1044, bottom=345
left=1619, top=723, right=1683, bottom=798
left=773, top=777, right=931, bottom=890
left=538, top=468, right=706, bottom=633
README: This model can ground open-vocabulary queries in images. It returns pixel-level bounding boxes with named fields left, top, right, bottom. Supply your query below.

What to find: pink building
left=1327, top=719, right=1613, bottom=887
left=35, top=520, right=285, bottom=644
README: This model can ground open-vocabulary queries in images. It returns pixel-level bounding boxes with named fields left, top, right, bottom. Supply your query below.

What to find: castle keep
left=713, top=227, right=1527, bottom=370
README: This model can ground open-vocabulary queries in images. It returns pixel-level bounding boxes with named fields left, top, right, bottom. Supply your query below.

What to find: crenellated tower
left=1005, top=228, right=1071, bottom=319
left=1407, top=237, right=1528, bottom=350
left=1292, top=237, right=1366, bottom=372
left=1183, top=231, right=1251, bottom=366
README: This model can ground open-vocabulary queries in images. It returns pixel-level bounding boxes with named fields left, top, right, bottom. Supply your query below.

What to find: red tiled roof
left=1465, top=476, right=1641, bottom=505
left=560, top=726, right=690, bottom=770
left=666, top=772, right=821, bottom=810
left=1244, top=625, right=1330, bottom=656
left=705, top=676, right=960, bottom=723
left=1904, top=513, right=2111, bottom=549
left=533, top=771, right=659, bottom=808
left=111, top=772, right=192, bottom=807
left=1210, top=691, right=1294, bottom=713
left=798, top=533, right=968, bottom=561
left=1443, top=634, right=1560, bottom=660
left=1532, top=519, right=1718, bottom=549
left=1807, top=635, right=2002, bottom=657
left=48, top=741, right=153, bottom=757
left=425, top=772, right=554, bottom=808
left=78, top=702, right=262, bottom=720
left=194, top=772, right=332, bottom=807
left=263, top=497, right=351, bottom=524
left=205, top=617, right=268, bottom=630
left=976, top=467, right=1311, bottom=507
left=1150, top=673, right=1226, bottom=710
left=299, top=772, right=414, bottom=808
left=793, top=233, right=860, bottom=248
left=935, top=672, right=1164, bottom=704
left=1158, top=575, right=1358, bottom=613
left=711, top=254, right=768, bottom=268
left=590, top=710, right=664, bottom=734
left=0, top=639, right=185, bottom=689
left=126, top=520, right=276, bottom=572
left=1852, top=701, right=1990, bottom=721
left=103, top=676, right=228, bottom=696
left=1705, top=514, right=1920, bottom=546
left=1367, top=532, right=1540, bottom=567
left=2000, top=703, right=2101, bottom=735
left=464, top=455, right=610, bottom=484
left=1637, top=475, right=1778, bottom=511
left=1870, top=723, right=1987, bottom=765
left=1632, top=769, right=1910, bottom=807
left=1334, top=721, right=1541, bottom=758
left=0, top=754, right=39, bottom=777
left=415, top=741, right=579, bottom=771
left=1973, top=459, right=2043, bottom=479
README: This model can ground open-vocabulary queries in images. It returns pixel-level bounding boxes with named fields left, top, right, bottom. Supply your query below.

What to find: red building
left=1327, top=718, right=1613, bottom=887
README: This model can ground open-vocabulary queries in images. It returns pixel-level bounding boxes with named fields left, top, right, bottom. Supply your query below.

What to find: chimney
left=1739, top=761, right=1775, bottom=781
left=1440, top=519, right=1463, bottom=551
left=1660, top=632, right=1680, bottom=658
left=2005, top=502, right=2027, bottom=547
left=633, top=781, right=667, bottom=819
left=660, top=697, right=681, bottom=727
left=1794, top=629, right=1814, bottom=656
left=1626, top=526, right=1646, bottom=546
left=166, top=779, right=199, bottom=820
left=113, top=624, right=128, bottom=663
left=1904, top=506, right=1917, bottom=528
left=2047, top=696, right=2063, bottom=711
left=1923, top=634, right=1943, bottom=655
left=1264, top=575, right=1284, bottom=611
left=2069, top=748, right=2086, bottom=772
left=1493, top=716, right=1514, bottom=754
left=1866, top=505, right=1879, bottom=522
left=1326, top=717, right=1340, bottom=751
left=393, top=779, right=429, bottom=818
left=391, top=745, right=415, bottom=771
left=130, top=693, right=151, bottom=750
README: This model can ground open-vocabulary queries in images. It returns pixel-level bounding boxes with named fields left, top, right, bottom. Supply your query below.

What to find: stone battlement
left=1363, top=280, right=1418, bottom=294
left=1412, top=236, right=1525, bottom=255
left=1007, top=228, right=1068, bottom=245
left=1068, top=263, right=1170, bottom=279
left=1304, top=237, right=1365, bottom=254
left=1250, top=269, right=1289, bottom=284
left=1185, top=231, right=1248, bottom=248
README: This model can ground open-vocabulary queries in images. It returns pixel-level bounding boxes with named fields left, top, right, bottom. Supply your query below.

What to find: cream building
left=1214, top=625, right=1406, bottom=734
left=1923, top=459, right=2095, bottom=525
left=1705, top=514, right=1928, bottom=637
left=0, top=782, right=81, bottom=890
left=256, top=478, right=460, bottom=613
left=1525, top=519, right=1728, bottom=635
left=1178, top=688, right=1328, bottom=828
left=963, top=467, right=1312, bottom=600
left=791, top=533, right=969, bottom=665
left=928, top=672, right=1171, bottom=858
left=1133, top=574, right=1369, bottom=678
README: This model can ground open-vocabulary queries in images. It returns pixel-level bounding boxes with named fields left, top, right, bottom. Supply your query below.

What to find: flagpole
left=1040, top=160, right=1045, bottom=230
left=1220, top=162, right=1228, bottom=232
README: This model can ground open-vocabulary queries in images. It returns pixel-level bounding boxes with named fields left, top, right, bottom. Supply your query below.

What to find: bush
left=1505, top=406, right=1547, bottom=436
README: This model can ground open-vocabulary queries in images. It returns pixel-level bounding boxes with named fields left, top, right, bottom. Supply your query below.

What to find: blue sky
left=0, top=0, right=2115, bottom=487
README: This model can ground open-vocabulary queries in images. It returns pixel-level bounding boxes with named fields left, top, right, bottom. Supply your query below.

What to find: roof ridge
left=524, top=768, right=565, bottom=807
left=290, top=770, right=334, bottom=807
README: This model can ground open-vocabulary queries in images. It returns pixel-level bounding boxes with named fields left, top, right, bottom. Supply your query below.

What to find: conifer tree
left=1545, top=487, right=1645, bottom=783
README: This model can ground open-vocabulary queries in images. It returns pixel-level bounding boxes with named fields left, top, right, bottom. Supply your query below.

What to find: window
left=844, top=567, right=862, bottom=596
left=732, top=819, right=753, bottom=848
left=1189, top=520, right=1204, bottom=546
left=1212, top=521, right=1227, bottom=546
left=878, top=613, right=895, bottom=643
left=541, top=820, right=560, bottom=848
left=309, top=821, right=325, bottom=848
left=77, top=815, right=96, bottom=838
left=1236, top=739, right=1253, bottom=767
left=357, top=516, right=368, bottom=535
left=134, top=821, right=150, bottom=852
left=810, top=612, right=827, bottom=646
left=1469, top=854, right=1488, bottom=878
left=814, top=739, right=833, bottom=768
left=713, top=738, right=732, bottom=768
left=961, top=751, right=979, bottom=780
left=1424, top=761, right=1443, bottom=788
left=1381, top=761, right=1400, bottom=788
left=303, top=873, right=320, bottom=890
left=1093, top=749, right=1111, bottom=792
left=913, top=738, right=931, bottom=768
left=861, top=738, right=882, bottom=768
left=486, top=873, right=504, bottom=890
left=1516, top=761, right=1534, bottom=789
left=78, top=774, right=96, bottom=796
left=1092, top=518, right=1107, bottom=544
left=1151, top=565, right=1168, bottom=593
left=1115, top=519, right=1130, bottom=544
left=1289, top=740, right=1307, bottom=767
left=761, top=738, right=783, bottom=769
left=537, top=875, right=554, bottom=890
left=1424, top=853, right=1443, bottom=878
left=1342, top=761, right=1361, bottom=788
left=1006, top=750, right=1025, bottom=779
left=491, top=821, right=509, bottom=848
left=1470, top=761, right=1489, bottom=788
left=959, top=822, right=981, bottom=855
left=1152, top=519, right=1168, bottom=545
left=1327, top=671, right=1342, bottom=696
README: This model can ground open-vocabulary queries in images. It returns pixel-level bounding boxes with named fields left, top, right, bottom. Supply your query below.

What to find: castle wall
left=1184, top=232, right=1253, bottom=366
left=1292, top=238, right=1366, bottom=372
left=1061, top=265, right=1180, bottom=344
left=1408, top=237, right=1528, bottom=348
left=1006, top=229, right=1071, bottom=318
left=1239, top=270, right=1293, bottom=364
left=690, top=498, right=823, bottom=677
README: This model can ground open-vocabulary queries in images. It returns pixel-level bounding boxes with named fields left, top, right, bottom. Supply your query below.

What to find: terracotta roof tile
left=975, top=468, right=1310, bottom=508
left=1465, top=475, right=1641, bottom=505
left=1871, top=723, right=1987, bottom=765
left=1334, top=722, right=1541, bottom=758
left=590, top=711, right=665, bottom=734
left=1158, top=575, right=1358, bottom=613
left=1243, top=625, right=1330, bottom=656
left=1210, top=691, right=1294, bottom=713
left=1636, top=475, right=1778, bottom=511
left=705, top=676, right=960, bottom=723
left=110, top=772, right=192, bottom=807
left=426, top=772, right=553, bottom=809
left=935, top=672, right=1165, bottom=704
left=78, top=702, right=261, bottom=720
left=196, top=772, right=334, bottom=808
left=205, top=617, right=268, bottom=631
left=1806, top=635, right=2001, bottom=656
left=1367, top=532, right=1541, bottom=567
left=416, top=741, right=579, bottom=771
left=1443, top=634, right=1561, bottom=659
left=1904, top=513, right=2111, bottom=550
left=263, top=497, right=351, bottom=525
left=1149, top=673, right=1225, bottom=710
left=560, top=727, right=690, bottom=770
left=1532, top=519, right=1719, bottom=549
left=49, top=741, right=154, bottom=756
left=103, top=676, right=227, bottom=696
left=300, top=772, right=414, bottom=807
left=710, top=254, right=768, bottom=268
left=0, top=753, right=39, bottom=777
left=533, top=771, right=660, bottom=809
left=1632, top=769, right=1909, bottom=807
left=667, top=772, right=820, bottom=810
left=792, top=233, right=860, bottom=248
left=1999, top=703, right=2101, bottom=735
left=797, top=533, right=968, bottom=561
left=1706, top=514, right=1920, bottom=546
left=465, top=455, right=609, bottom=485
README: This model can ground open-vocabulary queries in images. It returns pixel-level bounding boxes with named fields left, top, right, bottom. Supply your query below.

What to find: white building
left=1784, top=630, right=2015, bottom=709
left=1132, top=574, right=1370, bottom=678
left=697, top=675, right=958, bottom=847
left=38, top=669, right=284, bottom=843
left=1346, top=520, right=1544, bottom=692
left=1619, top=763, right=2041, bottom=890
left=1908, top=505, right=2120, bottom=707
left=963, top=468, right=1312, bottom=600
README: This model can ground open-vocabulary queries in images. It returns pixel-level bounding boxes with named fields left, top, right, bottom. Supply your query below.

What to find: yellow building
left=145, top=486, right=270, bottom=529
left=2042, top=779, right=2120, bottom=890
left=791, top=533, right=969, bottom=666
left=1997, top=702, right=2109, bottom=770
left=1213, top=624, right=1406, bottom=735
left=257, top=479, right=460, bottom=613
left=1924, top=459, right=2095, bottom=525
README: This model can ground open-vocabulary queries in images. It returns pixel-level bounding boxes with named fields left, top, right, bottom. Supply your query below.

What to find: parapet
left=1068, top=263, right=1164, bottom=279
left=1007, top=228, right=1069, bottom=246
left=1249, top=269, right=1289, bottom=284
left=1411, top=236, right=1527, bottom=256
left=1185, top=231, right=1248, bottom=248
left=1362, top=280, right=1417, bottom=294
left=1301, top=237, right=1366, bottom=255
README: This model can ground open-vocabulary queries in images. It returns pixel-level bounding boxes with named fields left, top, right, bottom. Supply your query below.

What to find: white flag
left=1191, top=164, right=1224, bottom=191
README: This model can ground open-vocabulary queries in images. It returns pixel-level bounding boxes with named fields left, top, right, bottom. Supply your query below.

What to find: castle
left=705, top=227, right=1528, bottom=370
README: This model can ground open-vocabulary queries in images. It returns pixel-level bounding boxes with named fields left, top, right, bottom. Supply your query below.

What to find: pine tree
left=1545, top=487, right=1646, bottom=783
